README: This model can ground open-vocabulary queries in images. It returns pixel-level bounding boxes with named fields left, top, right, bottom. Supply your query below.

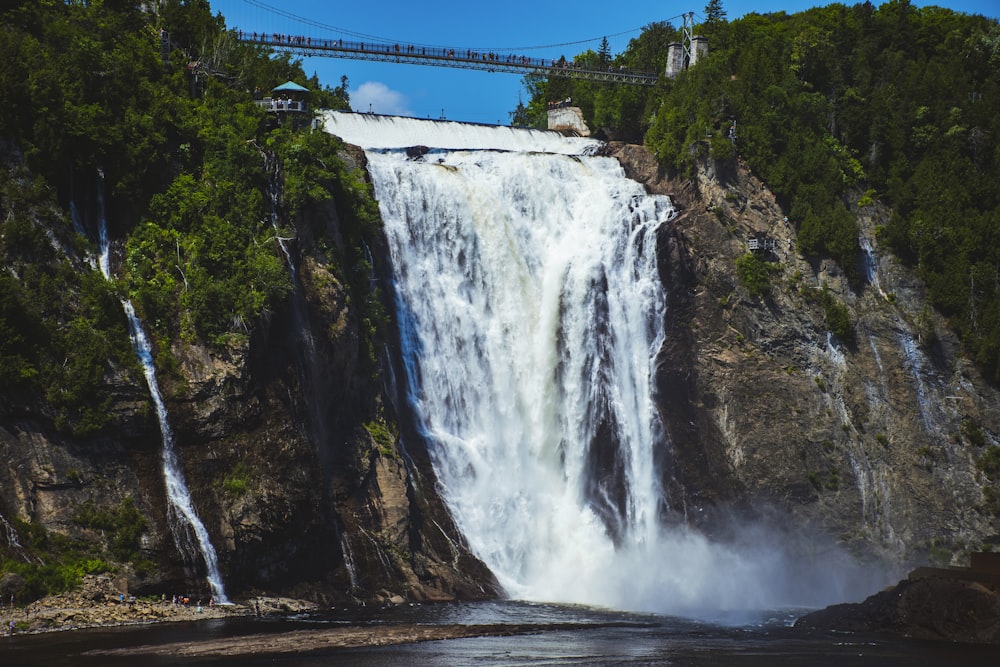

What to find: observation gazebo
left=256, top=80, right=310, bottom=114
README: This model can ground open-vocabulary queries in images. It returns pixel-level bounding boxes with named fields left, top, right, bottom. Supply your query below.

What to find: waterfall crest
left=329, top=114, right=865, bottom=617
left=322, top=111, right=601, bottom=154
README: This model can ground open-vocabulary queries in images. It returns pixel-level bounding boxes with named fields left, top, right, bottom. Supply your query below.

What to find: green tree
left=598, top=37, right=611, bottom=65
left=704, top=0, right=727, bottom=29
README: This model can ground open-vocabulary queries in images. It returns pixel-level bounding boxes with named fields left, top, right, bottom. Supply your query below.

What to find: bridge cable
left=235, top=0, right=689, bottom=54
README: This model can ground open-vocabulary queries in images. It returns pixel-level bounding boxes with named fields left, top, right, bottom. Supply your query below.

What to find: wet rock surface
left=607, top=142, right=1000, bottom=566
left=795, top=565, right=1000, bottom=644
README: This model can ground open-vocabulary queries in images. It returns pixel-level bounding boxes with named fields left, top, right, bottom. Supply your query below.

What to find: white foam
left=322, top=110, right=601, bottom=155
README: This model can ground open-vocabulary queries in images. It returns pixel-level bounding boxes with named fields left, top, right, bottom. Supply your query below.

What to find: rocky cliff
left=610, top=141, right=1000, bottom=568
left=0, top=144, right=499, bottom=605
left=2, top=135, right=999, bottom=608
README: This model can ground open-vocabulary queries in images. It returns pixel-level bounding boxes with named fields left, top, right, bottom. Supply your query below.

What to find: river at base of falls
left=5, top=600, right=995, bottom=666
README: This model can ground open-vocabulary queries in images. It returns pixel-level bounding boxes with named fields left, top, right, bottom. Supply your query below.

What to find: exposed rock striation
left=0, top=144, right=499, bottom=606
left=3, top=134, right=999, bottom=611
left=608, top=141, right=1000, bottom=567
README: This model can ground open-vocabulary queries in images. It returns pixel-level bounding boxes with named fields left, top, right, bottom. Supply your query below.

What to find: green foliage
left=796, top=202, right=859, bottom=279
left=807, top=466, right=840, bottom=492
left=927, top=538, right=953, bottom=567
left=824, top=470, right=840, bottom=491
left=0, top=555, right=110, bottom=604
left=0, top=0, right=393, bottom=454
left=73, top=497, right=147, bottom=564
left=0, top=162, right=136, bottom=434
left=642, top=1, right=1000, bottom=315
left=977, top=445, right=1000, bottom=481
left=222, top=461, right=251, bottom=497
left=961, top=418, right=987, bottom=448
left=515, top=22, right=677, bottom=140
left=364, top=419, right=398, bottom=457
left=710, top=130, right=735, bottom=161
left=823, top=296, right=853, bottom=344
left=0, top=517, right=114, bottom=602
left=803, top=284, right=855, bottom=344
left=735, top=251, right=780, bottom=297
left=0, top=0, right=363, bottom=354
left=704, top=0, right=727, bottom=29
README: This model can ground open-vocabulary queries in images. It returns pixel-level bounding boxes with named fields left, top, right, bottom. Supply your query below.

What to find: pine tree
left=598, top=36, right=611, bottom=65
left=704, top=0, right=727, bottom=28
left=509, top=97, right=530, bottom=127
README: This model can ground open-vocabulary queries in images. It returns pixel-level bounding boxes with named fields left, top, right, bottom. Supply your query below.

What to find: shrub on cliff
left=735, top=251, right=780, bottom=297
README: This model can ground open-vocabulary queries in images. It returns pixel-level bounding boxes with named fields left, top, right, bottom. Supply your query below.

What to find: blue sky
left=210, top=0, right=998, bottom=125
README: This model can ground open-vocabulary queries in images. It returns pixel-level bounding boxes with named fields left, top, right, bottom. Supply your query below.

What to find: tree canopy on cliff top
left=525, top=1, right=1000, bottom=381
left=0, top=0, right=369, bottom=436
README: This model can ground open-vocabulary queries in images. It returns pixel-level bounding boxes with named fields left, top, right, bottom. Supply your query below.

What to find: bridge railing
left=255, top=97, right=308, bottom=113
left=237, top=32, right=660, bottom=86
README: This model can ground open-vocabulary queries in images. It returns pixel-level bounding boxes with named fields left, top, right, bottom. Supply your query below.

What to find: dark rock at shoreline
left=795, top=561, right=1000, bottom=644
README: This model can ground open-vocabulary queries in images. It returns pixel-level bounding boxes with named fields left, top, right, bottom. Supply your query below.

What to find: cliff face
left=610, top=142, right=1000, bottom=567
left=3, top=137, right=998, bottom=607
left=0, top=146, right=499, bottom=605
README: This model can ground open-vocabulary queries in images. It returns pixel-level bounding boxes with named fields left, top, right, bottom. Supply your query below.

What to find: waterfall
left=258, top=145, right=296, bottom=275
left=321, top=112, right=601, bottom=154
left=93, top=172, right=228, bottom=603
left=860, top=235, right=887, bottom=299
left=325, top=112, right=868, bottom=616
left=1, top=512, right=26, bottom=558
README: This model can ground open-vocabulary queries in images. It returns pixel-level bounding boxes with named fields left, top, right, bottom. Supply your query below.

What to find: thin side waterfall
left=258, top=144, right=296, bottom=275
left=256, top=144, right=357, bottom=586
left=861, top=235, right=887, bottom=299
left=1, top=512, right=27, bottom=559
left=325, top=112, right=872, bottom=617
left=94, top=172, right=228, bottom=602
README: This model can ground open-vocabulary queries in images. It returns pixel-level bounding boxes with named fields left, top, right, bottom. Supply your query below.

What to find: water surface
left=4, top=601, right=995, bottom=666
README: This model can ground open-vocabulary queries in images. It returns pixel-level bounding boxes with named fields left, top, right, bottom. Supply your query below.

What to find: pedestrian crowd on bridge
left=239, top=31, right=638, bottom=76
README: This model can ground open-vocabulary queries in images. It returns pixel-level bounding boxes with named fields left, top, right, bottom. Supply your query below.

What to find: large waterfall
left=324, top=112, right=864, bottom=617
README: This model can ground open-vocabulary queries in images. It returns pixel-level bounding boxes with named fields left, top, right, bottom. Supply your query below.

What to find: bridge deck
left=238, top=33, right=661, bottom=86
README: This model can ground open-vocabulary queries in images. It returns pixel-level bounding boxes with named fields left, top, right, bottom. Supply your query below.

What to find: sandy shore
left=1, top=574, right=660, bottom=658
left=83, top=622, right=624, bottom=658
left=0, top=574, right=315, bottom=636
left=1, top=575, right=653, bottom=658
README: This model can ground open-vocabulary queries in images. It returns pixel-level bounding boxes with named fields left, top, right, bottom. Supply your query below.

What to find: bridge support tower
left=665, top=12, right=708, bottom=78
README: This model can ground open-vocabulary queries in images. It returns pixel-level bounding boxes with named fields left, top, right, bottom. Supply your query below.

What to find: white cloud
left=351, top=81, right=413, bottom=117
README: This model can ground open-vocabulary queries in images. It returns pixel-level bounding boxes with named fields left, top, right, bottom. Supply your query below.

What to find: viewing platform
left=255, top=80, right=310, bottom=115
left=255, top=98, right=308, bottom=113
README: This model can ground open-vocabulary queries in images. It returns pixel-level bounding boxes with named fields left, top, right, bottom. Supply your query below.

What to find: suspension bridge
left=237, top=32, right=661, bottom=86
left=213, top=0, right=702, bottom=87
